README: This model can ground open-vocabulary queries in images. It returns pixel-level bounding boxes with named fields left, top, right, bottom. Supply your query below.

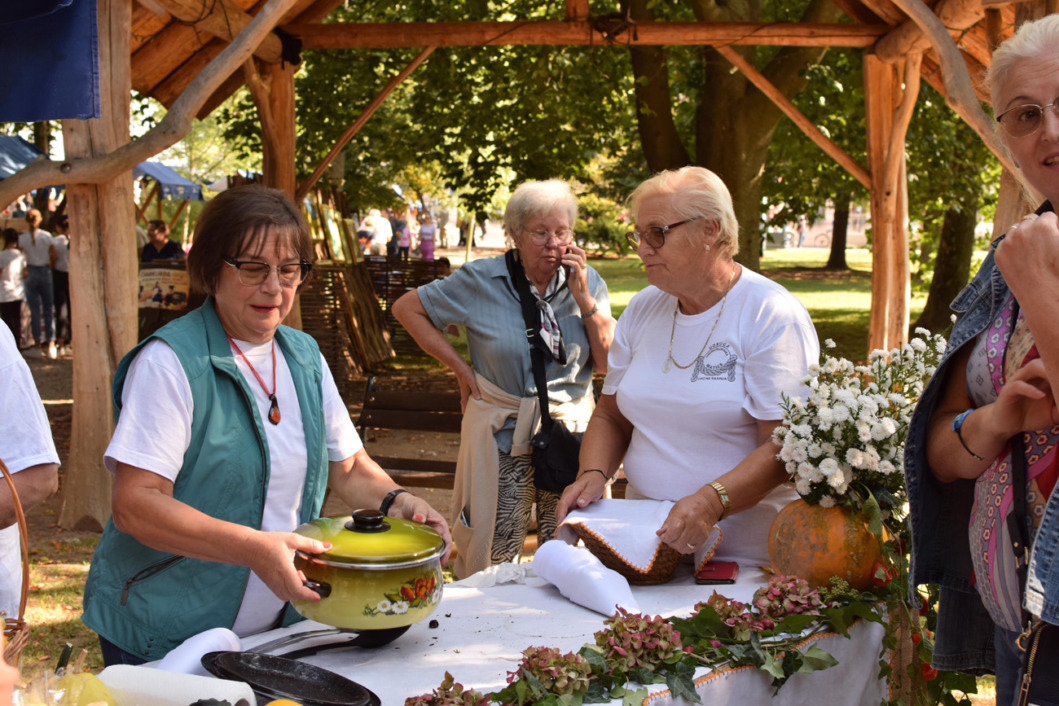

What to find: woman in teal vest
left=83, top=186, right=452, bottom=665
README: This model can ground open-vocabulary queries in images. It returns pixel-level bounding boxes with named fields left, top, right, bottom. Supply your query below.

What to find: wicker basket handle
left=0, top=457, right=29, bottom=626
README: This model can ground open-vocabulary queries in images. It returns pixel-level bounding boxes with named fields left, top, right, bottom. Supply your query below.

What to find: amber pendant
left=268, top=394, right=281, bottom=425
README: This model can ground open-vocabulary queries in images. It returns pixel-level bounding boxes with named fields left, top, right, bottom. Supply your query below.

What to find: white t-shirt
left=0, top=249, right=25, bottom=303
left=51, top=235, right=69, bottom=273
left=0, top=324, right=60, bottom=619
left=17, top=230, right=53, bottom=267
left=104, top=338, right=362, bottom=636
left=602, top=269, right=819, bottom=565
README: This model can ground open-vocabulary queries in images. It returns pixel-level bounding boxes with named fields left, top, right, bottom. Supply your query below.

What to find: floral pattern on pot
left=365, top=575, right=442, bottom=617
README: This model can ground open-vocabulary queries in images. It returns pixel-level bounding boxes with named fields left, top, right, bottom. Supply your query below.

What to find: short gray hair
left=629, top=166, right=739, bottom=259
left=503, top=180, right=578, bottom=242
left=986, top=15, right=1059, bottom=109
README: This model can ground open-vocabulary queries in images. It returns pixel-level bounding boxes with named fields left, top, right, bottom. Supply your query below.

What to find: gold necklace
left=663, top=265, right=738, bottom=373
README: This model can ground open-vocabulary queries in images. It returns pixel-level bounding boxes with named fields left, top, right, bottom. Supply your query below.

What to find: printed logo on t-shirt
left=691, top=342, right=737, bottom=383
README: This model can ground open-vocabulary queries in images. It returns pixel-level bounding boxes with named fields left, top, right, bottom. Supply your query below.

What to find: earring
left=705, top=244, right=711, bottom=252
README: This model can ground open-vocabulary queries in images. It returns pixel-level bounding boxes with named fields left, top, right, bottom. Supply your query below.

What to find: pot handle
left=303, top=579, right=332, bottom=599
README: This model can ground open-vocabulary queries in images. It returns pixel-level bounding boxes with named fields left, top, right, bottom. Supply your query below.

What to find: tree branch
left=0, top=0, right=301, bottom=208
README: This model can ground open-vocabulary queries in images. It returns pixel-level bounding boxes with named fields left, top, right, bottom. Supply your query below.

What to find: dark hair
left=186, top=185, right=314, bottom=295
left=2, top=228, right=18, bottom=247
left=147, top=219, right=168, bottom=236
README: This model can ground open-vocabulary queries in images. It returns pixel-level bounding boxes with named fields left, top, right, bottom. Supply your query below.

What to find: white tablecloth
left=242, top=556, right=888, bottom=705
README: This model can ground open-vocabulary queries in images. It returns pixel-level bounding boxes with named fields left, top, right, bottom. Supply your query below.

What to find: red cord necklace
left=227, top=335, right=281, bottom=425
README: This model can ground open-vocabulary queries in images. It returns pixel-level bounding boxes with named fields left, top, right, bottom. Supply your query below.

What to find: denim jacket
left=904, top=202, right=1058, bottom=674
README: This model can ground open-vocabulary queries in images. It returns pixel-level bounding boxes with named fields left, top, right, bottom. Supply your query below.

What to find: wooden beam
left=874, top=0, right=985, bottom=63
left=295, top=47, right=436, bottom=201
left=285, top=21, right=889, bottom=49
left=131, top=21, right=207, bottom=95
left=0, top=0, right=304, bottom=209
left=565, top=0, right=590, bottom=21
left=828, top=0, right=886, bottom=26
left=714, top=45, right=871, bottom=190
left=153, top=0, right=284, bottom=63
left=886, top=0, right=1019, bottom=176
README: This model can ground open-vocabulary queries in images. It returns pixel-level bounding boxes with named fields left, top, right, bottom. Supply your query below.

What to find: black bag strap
left=505, top=250, right=555, bottom=430
left=1008, top=438, right=1033, bottom=626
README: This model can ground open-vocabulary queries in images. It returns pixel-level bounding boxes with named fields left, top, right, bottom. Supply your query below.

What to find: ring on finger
left=685, top=542, right=696, bottom=550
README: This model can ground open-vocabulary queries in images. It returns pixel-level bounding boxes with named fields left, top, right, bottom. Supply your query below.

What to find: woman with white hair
left=556, top=166, right=818, bottom=566
left=904, top=15, right=1059, bottom=703
left=393, top=179, right=615, bottom=578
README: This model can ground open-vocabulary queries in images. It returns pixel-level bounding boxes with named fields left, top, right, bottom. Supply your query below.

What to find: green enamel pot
left=292, top=509, right=445, bottom=630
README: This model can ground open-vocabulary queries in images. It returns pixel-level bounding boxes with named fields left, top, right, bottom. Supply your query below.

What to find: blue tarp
left=0, top=135, right=45, bottom=181
left=0, top=0, right=100, bottom=122
left=134, top=162, right=204, bottom=202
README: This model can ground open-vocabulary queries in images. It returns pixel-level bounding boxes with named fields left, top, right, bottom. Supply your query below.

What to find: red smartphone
left=694, top=561, right=739, bottom=585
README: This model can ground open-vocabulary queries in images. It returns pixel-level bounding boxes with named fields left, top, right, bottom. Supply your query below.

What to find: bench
left=356, top=376, right=462, bottom=489
left=356, top=376, right=626, bottom=496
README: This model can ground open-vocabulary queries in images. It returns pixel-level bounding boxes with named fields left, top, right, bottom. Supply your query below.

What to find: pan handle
left=303, top=579, right=332, bottom=598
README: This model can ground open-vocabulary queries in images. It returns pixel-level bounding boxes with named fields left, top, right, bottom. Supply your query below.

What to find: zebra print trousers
left=490, top=449, right=560, bottom=564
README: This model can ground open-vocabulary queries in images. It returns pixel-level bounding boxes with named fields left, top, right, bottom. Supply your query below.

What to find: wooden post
left=864, top=52, right=916, bottom=354
left=59, top=0, right=138, bottom=531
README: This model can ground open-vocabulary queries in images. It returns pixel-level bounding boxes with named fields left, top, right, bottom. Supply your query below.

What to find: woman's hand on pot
left=247, top=530, right=333, bottom=603
left=390, top=493, right=454, bottom=563
left=657, top=493, right=717, bottom=555
left=556, top=471, right=606, bottom=524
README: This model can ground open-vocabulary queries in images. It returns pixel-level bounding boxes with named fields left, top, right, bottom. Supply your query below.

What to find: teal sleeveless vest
left=83, top=299, right=329, bottom=660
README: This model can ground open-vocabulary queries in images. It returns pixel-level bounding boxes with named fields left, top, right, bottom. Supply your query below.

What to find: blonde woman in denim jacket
left=905, top=15, right=1059, bottom=706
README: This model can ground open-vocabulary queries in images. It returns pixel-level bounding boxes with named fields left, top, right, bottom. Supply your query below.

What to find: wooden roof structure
left=3, top=0, right=1053, bottom=537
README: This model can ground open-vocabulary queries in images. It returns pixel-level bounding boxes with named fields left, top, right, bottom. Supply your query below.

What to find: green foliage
left=576, top=192, right=630, bottom=255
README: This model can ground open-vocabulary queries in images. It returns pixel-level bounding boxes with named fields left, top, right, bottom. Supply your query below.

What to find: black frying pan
left=201, top=651, right=380, bottom=706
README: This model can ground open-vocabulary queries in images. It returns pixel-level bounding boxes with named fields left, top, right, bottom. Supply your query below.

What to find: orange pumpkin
left=768, top=499, right=885, bottom=590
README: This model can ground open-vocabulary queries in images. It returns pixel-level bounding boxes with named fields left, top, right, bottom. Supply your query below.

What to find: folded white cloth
left=99, top=664, right=255, bottom=706
left=532, top=540, right=640, bottom=616
left=451, top=561, right=533, bottom=588
left=155, top=627, right=242, bottom=676
left=557, top=498, right=723, bottom=574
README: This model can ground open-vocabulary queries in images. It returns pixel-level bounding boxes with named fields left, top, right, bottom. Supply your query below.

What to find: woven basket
left=569, top=524, right=683, bottom=585
left=1, top=458, right=29, bottom=666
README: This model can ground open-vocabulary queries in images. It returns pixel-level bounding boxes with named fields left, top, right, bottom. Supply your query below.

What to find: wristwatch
left=380, top=488, right=409, bottom=516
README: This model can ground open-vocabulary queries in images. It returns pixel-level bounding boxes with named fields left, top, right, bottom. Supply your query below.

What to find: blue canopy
left=0, top=0, right=99, bottom=121
left=134, top=162, right=204, bottom=202
left=0, top=135, right=45, bottom=181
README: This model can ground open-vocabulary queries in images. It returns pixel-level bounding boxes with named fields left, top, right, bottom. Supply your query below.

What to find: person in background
left=51, top=215, right=71, bottom=355
left=0, top=322, right=60, bottom=627
left=83, top=185, right=451, bottom=665
left=17, top=209, right=56, bottom=359
left=556, top=166, right=819, bottom=567
left=0, top=229, right=25, bottom=345
left=418, top=212, right=437, bottom=261
left=393, top=179, right=614, bottom=578
left=140, top=220, right=184, bottom=263
left=904, top=15, right=1059, bottom=706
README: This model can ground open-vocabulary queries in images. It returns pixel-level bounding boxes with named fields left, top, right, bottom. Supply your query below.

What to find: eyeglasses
left=995, top=98, right=1059, bottom=138
left=224, top=257, right=312, bottom=287
left=625, top=216, right=705, bottom=250
left=523, top=228, right=574, bottom=245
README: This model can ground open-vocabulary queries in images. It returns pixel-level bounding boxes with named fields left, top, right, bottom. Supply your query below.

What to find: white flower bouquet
left=773, top=329, right=947, bottom=510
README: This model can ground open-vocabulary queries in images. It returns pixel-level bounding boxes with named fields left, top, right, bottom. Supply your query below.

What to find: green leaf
left=862, top=491, right=884, bottom=539
left=621, top=687, right=649, bottom=706
left=666, top=666, right=701, bottom=704
left=798, top=644, right=840, bottom=672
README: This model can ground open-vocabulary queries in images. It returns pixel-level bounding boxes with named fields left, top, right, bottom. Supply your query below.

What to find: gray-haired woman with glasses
left=84, top=185, right=451, bottom=665
left=557, top=166, right=818, bottom=569
left=393, top=179, right=615, bottom=578
left=904, top=15, right=1059, bottom=703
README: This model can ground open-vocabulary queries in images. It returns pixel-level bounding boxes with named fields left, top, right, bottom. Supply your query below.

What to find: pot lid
left=295, top=509, right=444, bottom=566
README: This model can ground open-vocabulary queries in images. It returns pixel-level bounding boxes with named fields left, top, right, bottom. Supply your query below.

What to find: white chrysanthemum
left=819, top=495, right=836, bottom=508
left=857, top=421, right=873, bottom=443
left=879, top=460, right=896, bottom=475
left=819, top=457, right=839, bottom=477
left=807, top=442, right=823, bottom=458
left=795, top=477, right=813, bottom=495
left=824, top=338, right=837, bottom=349
left=846, top=447, right=864, bottom=468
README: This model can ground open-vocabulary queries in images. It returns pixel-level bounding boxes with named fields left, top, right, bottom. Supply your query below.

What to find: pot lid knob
left=345, top=509, right=391, bottom=534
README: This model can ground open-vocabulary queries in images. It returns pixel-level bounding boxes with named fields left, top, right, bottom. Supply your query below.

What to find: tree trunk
left=913, top=199, right=976, bottom=335
left=826, top=194, right=850, bottom=270
left=58, top=0, right=137, bottom=531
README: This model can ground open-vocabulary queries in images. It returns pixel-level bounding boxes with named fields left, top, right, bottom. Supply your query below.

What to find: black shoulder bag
left=1008, top=442, right=1059, bottom=706
left=505, top=250, right=583, bottom=494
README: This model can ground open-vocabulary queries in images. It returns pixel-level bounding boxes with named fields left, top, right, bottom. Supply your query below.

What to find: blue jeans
left=98, top=636, right=148, bottom=667
left=24, top=265, right=53, bottom=344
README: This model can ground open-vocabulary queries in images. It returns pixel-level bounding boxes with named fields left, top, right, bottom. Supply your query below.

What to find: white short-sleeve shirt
left=104, top=338, right=362, bottom=636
